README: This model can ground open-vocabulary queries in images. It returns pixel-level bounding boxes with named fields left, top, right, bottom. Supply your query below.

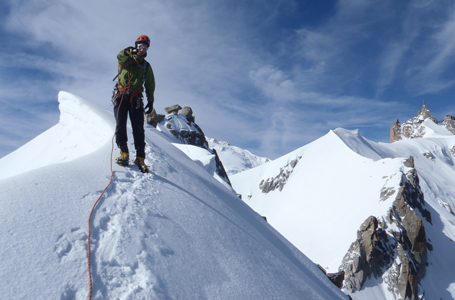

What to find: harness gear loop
left=117, top=84, right=143, bottom=108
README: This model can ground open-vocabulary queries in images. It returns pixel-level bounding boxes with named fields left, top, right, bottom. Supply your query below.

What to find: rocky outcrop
left=181, top=106, right=195, bottom=123
left=389, top=102, right=436, bottom=143
left=339, top=156, right=431, bottom=300
left=317, top=264, right=345, bottom=289
left=390, top=119, right=402, bottom=143
left=442, top=115, right=455, bottom=135
left=145, top=108, right=165, bottom=128
left=146, top=104, right=231, bottom=186
left=415, top=103, right=438, bottom=124
left=259, top=157, right=301, bottom=193
left=389, top=102, right=455, bottom=143
left=164, top=104, right=182, bottom=114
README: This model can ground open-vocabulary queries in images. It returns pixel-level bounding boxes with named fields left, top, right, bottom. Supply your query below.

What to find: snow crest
left=0, top=91, right=114, bottom=180
left=231, top=127, right=455, bottom=300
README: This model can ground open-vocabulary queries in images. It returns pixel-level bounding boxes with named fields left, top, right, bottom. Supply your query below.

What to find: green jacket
left=117, top=49, right=155, bottom=103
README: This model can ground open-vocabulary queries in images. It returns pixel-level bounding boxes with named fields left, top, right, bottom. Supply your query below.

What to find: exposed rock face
left=442, top=115, right=455, bottom=135
left=181, top=106, right=195, bottom=123
left=389, top=102, right=455, bottom=143
left=340, top=216, right=389, bottom=292
left=145, top=108, right=166, bottom=128
left=390, top=119, right=401, bottom=143
left=164, top=104, right=182, bottom=114
left=415, top=103, right=438, bottom=124
left=339, top=156, right=431, bottom=300
left=147, top=104, right=231, bottom=186
left=156, top=105, right=208, bottom=149
left=317, top=264, right=345, bottom=289
left=259, top=157, right=301, bottom=193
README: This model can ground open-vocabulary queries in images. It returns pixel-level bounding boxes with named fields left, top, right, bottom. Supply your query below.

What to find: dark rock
left=164, top=104, right=182, bottom=114
left=181, top=106, right=194, bottom=122
left=442, top=115, right=455, bottom=134
left=390, top=119, right=402, bottom=143
left=156, top=106, right=232, bottom=187
left=145, top=108, right=165, bottom=128
left=259, top=157, right=302, bottom=193
left=403, top=156, right=415, bottom=168
left=339, top=160, right=430, bottom=300
left=317, top=264, right=345, bottom=289
left=340, top=216, right=388, bottom=292
left=327, top=271, right=345, bottom=289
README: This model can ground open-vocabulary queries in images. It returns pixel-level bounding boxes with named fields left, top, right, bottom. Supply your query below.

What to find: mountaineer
left=112, top=35, right=155, bottom=173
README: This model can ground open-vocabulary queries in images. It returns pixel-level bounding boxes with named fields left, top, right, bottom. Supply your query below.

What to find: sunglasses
left=137, top=44, right=149, bottom=51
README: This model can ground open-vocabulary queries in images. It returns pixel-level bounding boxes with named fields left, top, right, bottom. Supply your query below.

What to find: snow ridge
left=231, top=127, right=455, bottom=300
left=0, top=92, right=348, bottom=300
left=0, top=91, right=114, bottom=180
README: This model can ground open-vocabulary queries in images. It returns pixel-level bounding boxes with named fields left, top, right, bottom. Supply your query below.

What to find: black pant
left=113, top=95, right=146, bottom=158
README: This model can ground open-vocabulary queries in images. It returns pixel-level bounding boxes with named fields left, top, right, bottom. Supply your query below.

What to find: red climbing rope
left=87, top=132, right=115, bottom=299
left=86, top=61, right=138, bottom=299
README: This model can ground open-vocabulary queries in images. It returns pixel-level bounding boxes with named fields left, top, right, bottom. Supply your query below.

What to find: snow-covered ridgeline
left=0, top=92, right=348, bottom=299
left=231, top=126, right=455, bottom=300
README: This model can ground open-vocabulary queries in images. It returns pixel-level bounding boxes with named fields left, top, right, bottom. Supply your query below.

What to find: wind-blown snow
left=0, top=92, right=113, bottom=180
left=0, top=92, right=348, bottom=299
left=231, top=125, right=455, bottom=300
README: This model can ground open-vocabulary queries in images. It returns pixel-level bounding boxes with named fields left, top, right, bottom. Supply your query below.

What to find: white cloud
left=405, top=7, right=455, bottom=95
left=2, top=0, right=454, bottom=159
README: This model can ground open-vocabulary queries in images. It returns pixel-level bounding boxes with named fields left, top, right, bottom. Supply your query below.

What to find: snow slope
left=0, top=92, right=348, bottom=299
left=231, top=126, right=455, bottom=300
left=231, top=130, right=406, bottom=270
left=172, top=143, right=234, bottom=191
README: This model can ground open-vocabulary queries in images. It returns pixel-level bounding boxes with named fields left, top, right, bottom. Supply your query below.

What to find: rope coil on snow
left=87, top=134, right=115, bottom=300
left=87, top=62, right=137, bottom=299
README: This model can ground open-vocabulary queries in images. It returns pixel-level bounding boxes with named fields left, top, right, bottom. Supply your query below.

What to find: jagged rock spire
left=389, top=102, right=450, bottom=143
left=416, top=101, right=437, bottom=123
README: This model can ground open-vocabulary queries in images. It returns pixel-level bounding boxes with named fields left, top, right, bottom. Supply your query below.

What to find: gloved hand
left=145, top=101, right=153, bottom=114
left=124, top=47, right=138, bottom=56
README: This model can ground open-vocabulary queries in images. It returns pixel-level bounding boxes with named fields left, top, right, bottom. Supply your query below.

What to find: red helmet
left=135, top=35, right=150, bottom=47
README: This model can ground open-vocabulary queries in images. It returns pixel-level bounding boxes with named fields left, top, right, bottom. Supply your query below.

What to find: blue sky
left=2, top=0, right=455, bottom=159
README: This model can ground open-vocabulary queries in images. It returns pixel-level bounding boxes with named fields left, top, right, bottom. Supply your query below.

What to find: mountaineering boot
left=115, top=150, right=130, bottom=166
left=134, top=157, right=149, bottom=173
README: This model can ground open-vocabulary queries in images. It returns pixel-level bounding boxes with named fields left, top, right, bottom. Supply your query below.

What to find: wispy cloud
left=2, top=0, right=455, bottom=159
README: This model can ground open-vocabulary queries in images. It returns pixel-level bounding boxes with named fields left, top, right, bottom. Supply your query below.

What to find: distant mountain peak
left=390, top=102, right=455, bottom=143
left=206, top=137, right=270, bottom=176
left=415, top=100, right=437, bottom=122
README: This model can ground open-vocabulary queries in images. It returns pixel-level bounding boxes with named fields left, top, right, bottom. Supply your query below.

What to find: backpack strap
left=138, top=60, right=149, bottom=82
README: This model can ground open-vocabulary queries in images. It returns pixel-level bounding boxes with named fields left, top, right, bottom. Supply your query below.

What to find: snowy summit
left=0, top=92, right=347, bottom=299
